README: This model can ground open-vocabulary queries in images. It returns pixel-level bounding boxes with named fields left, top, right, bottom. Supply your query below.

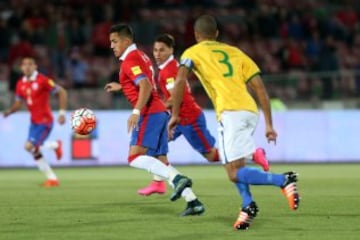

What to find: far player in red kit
left=104, top=24, right=205, bottom=216
left=3, top=57, right=67, bottom=187
left=137, top=34, right=270, bottom=196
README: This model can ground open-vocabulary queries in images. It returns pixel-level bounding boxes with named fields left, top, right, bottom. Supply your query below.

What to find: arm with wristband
left=127, top=77, right=152, bottom=132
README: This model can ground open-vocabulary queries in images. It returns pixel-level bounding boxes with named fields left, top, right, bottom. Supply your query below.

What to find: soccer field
left=0, top=164, right=359, bottom=240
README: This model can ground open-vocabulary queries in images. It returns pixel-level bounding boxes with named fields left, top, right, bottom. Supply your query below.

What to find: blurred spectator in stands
left=0, top=0, right=359, bottom=103
left=36, top=46, right=55, bottom=80
left=183, top=6, right=203, bottom=48
left=355, top=65, right=360, bottom=97
left=325, top=13, right=348, bottom=42
left=278, top=38, right=305, bottom=70
left=305, top=30, right=322, bottom=70
left=311, top=77, right=323, bottom=100
left=296, top=72, right=312, bottom=100
left=45, top=11, right=69, bottom=79
left=8, top=58, right=22, bottom=92
left=68, top=17, right=86, bottom=47
left=353, top=34, right=360, bottom=97
left=8, top=32, right=35, bottom=66
left=21, top=19, right=46, bottom=46
left=335, top=4, right=358, bottom=33
left=262, top=53, right=281, bottom=74
left=23, top=6, right=47, bottom=30
left=287, top=14, right=305, bottom=40
left=66, top=48, right=89, bottom=89
left=113, top=0, right=134, bottom=22
left=82, top=8, right=94, bottom=41
left=91, top=4, right=112, bottom=57
left=0, top=18, right=12, bottom=63
left=255, top=3, right=279, bottom=38
left=340, top=73, right=356, bottom=98
left=7, top=6, right=22, bottom=30
left=316, top=35, right=339, bottom=99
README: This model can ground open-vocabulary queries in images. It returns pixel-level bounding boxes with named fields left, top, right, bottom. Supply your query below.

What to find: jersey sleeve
left=241, top=51, right=261, bottom=83
left=123, top=60, right=148, bottom=85
left=15, top=81, right=24, bottom=100
left=163, top=65, right=177, bottom=91
left=42, top=77, right=59, bottom=94
left=179, top=49, right=195, bottom=71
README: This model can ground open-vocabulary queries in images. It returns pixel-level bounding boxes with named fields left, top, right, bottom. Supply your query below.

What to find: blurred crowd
left=1, top=0, right=360, bottom=106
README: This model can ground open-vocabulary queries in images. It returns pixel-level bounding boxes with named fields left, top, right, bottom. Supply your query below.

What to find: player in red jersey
left=137, top=34, right=270, bottom=196
left=3, top=57, right=67, bottom=187
left=104, top=24, right=205, bottom=216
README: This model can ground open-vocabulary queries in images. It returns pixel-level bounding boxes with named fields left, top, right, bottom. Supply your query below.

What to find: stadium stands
left=0, top=0, right=360, bottom=109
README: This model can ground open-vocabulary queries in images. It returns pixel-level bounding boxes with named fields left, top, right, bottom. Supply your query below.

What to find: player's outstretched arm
left=56, top=85, right=67, bottom=125
left=164, top=96, right=173, bottom=109
left=3, top=100, right=22, bottom=118
left=247, top=75, right=277, bottom=144
left=104, top=82, right=122, bottom=92
left=168, top=66, right=188, bottom=138
left=127, top=78, right=152, bottom=132
left=171, top=66, right=188, bottom=117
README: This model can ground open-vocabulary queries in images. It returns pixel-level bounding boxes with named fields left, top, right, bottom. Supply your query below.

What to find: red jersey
left=119, top=44, right=166, bottom=114
left=15, top=71, right=56, bottom=124
left=158, top=56, right=202, bottom=125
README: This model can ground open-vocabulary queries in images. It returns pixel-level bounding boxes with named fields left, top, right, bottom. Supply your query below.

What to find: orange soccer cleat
left=281, top=171, right=300, bottom=210
left=55, top=140, right=63, bottom=161
left=43, top=179, right=60, bottom=187
left=233, top=201, right=259, bottom=230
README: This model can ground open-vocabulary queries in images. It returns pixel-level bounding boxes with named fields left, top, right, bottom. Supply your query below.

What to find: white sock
left=168, top=165, right=180, bottom=177
left=36, top=158, right=57, bottom=180
left=153, top=164, right=180, bottom=181
left=130, top=155, right=171, bottom=180
left=41, top=141, right=59, bottom=150
left=163, top=165, right=196, bottom=201
left=181, top=187, right=197, bottom=202
left=165, top=165, right=181, bottom=188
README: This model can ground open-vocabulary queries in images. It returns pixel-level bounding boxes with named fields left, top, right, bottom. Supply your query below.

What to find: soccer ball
left=71, top=108, right=96, bottom=135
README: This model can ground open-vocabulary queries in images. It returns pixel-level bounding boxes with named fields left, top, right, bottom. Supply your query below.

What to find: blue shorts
left=130, top=112, right=169, bottom=156
left=172, top=112, right=215, bottom=154
left=28, top=122, right=53, bottom=147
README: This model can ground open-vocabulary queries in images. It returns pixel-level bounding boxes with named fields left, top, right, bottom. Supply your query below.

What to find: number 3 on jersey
left=212, top=50, right=233, bottom=77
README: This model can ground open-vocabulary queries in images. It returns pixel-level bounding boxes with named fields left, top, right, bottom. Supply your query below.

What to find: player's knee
left=225, top=169, right=239, bottom=183
left=204, top=148, right=220, bottom=162
left=228, top=173, right=238, bottom=183
left=24, top=142, right=34, bottom=152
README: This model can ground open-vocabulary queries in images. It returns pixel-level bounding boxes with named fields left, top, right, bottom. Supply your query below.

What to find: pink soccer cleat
left=252, top=148, right=270, bottom=172
left=137, top=181, right=166, bottom=196
left=55, top=140, right=63, bottom=161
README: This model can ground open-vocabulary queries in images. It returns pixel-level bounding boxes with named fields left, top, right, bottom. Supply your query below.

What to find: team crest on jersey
left=131, top=66, right=142, bottom=75
left=32, top=82, right=38, bottom=90
left=166, top=77, right=175, bottom=90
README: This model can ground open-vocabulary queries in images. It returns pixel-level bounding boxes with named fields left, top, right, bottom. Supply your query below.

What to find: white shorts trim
left=217, top=111, right=258, bottom=164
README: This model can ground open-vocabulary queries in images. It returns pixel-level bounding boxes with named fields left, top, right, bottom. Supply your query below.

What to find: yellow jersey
left=180, top=40, right=260, bottom=120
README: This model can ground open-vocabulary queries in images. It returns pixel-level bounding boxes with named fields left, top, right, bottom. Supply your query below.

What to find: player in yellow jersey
left=168, top=15, right=301, bottom=231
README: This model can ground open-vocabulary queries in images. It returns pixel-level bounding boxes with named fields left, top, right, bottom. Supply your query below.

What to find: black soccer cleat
left=179, top=199, right=205, bottom=217
left=170, top=175, right=193, bottom=202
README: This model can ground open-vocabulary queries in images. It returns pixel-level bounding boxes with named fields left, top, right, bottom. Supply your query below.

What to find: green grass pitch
left=0, top=164, right=359, bottom=240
